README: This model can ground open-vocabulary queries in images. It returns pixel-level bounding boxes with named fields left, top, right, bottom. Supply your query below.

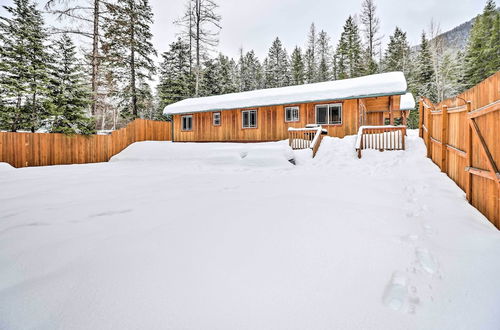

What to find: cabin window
left=285, top=106, right=300, bottom=122
left=181, top=115, right=192, bottom=131
left=242, top=110, right=257, bottom=128
left=213, top=112, right=221, bottom=126
left=315, top=103, right=342, bottom=125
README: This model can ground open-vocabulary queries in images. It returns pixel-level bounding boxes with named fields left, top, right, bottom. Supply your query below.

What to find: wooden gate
left=419, top=71, right=500, bottom=229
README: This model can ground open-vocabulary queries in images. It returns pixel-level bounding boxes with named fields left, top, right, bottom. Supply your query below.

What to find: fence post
left=418, top=99, right=424, bottom=138
left=465, top=101, right=473, bottom=203
left=426, top=104, right=433, bottom=159
left=441, top=105, right=448, bottom=173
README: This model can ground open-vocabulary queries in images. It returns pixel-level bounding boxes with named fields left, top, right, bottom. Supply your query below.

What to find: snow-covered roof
left=164, top=72, right=409, bottom=115
left=399, top=93, right=416, bottom=110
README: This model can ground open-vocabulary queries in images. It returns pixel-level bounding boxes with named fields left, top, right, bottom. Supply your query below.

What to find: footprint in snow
left=382, top=271, right=420, bottom=313
left=422, top=223, right=436, bottom=237
left=400, top=234, right=419, bottom=245
left=415, top=248, right=439, bottom=275
left=406, top=210, right=422, bottom=218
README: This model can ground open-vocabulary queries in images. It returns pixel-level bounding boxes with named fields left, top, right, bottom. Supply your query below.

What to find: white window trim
left=315, top=103, right=343, bottom=125
left=242, top=109, right=258, bottom=129
left=285, top=106, right=300, bottom=122
left=181, top=115, right=193, bottom=131
left=213, top=112, right=221, bottom=126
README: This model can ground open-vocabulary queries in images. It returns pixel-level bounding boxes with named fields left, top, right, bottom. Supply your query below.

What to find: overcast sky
left=0, top=0, right=488, bottom=64
left=150, top=0, right=486, bottom=60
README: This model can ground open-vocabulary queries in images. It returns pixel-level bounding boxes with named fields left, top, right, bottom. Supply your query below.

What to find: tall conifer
left=103, top=0, right=157, bottom=119
left=47, top=34, right=94, bottom=134
left=0, top=0, right=50, bottom=132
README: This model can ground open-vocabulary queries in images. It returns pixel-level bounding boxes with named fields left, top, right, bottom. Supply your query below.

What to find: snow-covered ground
left=1, top=131, right=499, bottom=330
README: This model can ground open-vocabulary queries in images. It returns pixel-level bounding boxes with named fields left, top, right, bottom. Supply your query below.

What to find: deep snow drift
left=1, top=131, right=500, bottom=330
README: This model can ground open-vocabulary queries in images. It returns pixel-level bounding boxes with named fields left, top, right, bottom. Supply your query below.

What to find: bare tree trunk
left=31, top=89, right=37, bottom=133
left=369, top=19, right=373, bottom=58
left=130, top=1, right=138, bottom=117
left=189, top=0, right=193, bottom=74
left=12, top=95, right=22, bottom=132
left=100, top=107, right=106, bottom=130
left=195, top=0, right=200, bottom=96
left=91, top=0, right=100, bottom=116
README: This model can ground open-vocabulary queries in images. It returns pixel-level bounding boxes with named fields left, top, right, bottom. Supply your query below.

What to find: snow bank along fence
left=288, top=126, right=326, bottom=157
left=355, top=126, right=406, bottom=158
left=0, top=119, right=172, bottom=168
left=419, top=71, right=500, bottom=229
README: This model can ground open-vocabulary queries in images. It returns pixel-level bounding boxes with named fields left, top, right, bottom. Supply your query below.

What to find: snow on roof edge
left=165, top=92, right=407, bottom=115
left=164, top=72, right=408, bottom=115
left=400, top=93, right=416, bottom=110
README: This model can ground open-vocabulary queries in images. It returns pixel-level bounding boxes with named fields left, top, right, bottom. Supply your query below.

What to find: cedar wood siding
left=172, top=95, right=403, bottom=142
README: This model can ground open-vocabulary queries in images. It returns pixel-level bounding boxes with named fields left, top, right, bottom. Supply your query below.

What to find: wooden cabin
left=163, top=72, right=415, bottom=142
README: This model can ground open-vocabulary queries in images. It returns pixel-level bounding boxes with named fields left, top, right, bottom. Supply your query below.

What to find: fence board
left=419, top=71, right=500, bottom=229
left=0, top=119, right=171, bottom=168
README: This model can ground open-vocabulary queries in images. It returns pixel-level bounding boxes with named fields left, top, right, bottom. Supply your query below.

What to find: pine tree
left=488, top=11, right=500, bottom=76
left=0, top=0, right=50, bottom=132
left=136, top=81, right=158, bottom=119
left=103, top=0, right=157, bottom=119
left=336, top=16, right=363, bottom=79
left=184, top=0, right=222, bottom=96
left=304, top=23, right=317, bottom=83
left=317, top=30, right=331, bottom=82
left=157, top=38, right=194, bottom=110
left=332, top=51, right=339, bottom=80
left=201, top=58, right=219, bottom=96
left=382, top=27, right=411, bottom=74
left=360, top=0, right=381, bottom=74
left=264, top=37, right=290, bottom=88
left=415, top=32, right=436, bottom=102
left=463, top=0, right=500, bottom=88
left=290, top=46, right=305, bottom=85
left=175, top=0, right=195, bottom=74
left=45, top=0, right=105, bottom=117
left=439, top=52, right=463, bottom=100
left=47, top=34, right=94, bottom=134
left=237, top=50, right=263, bottom=92
left=201, top=53, right=237, bottom=96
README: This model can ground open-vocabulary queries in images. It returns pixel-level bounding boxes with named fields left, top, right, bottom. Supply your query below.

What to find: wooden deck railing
left=355, top=126, right=406, bottom=158
left=288, top=126, right=325, bottom=157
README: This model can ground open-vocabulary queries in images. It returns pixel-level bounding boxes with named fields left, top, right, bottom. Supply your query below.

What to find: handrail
left=310, top=126, right=323, bottom=149
left=288, top=126, right=325, bottom=157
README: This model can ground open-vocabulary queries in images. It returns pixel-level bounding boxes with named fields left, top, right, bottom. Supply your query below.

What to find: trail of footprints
left=382, top=184, right=442, bottom=314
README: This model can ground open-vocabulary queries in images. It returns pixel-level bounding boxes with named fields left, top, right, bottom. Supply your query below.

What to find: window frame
left=181, top=115, right=193, bottom=131
left=241, top=109, right=258, bottom=129
left=315, top=103, right=342, bottom=125
left=284, top=106, right=300, bottom=122
left=213, top=112, right=221, bottom=126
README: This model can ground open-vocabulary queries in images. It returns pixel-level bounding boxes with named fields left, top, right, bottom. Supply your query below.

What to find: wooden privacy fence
left=419, top=71, right=500, bottom=229
left=355, top=126, right=406, bottom=158
left=0, top=119, right=172, bottom=168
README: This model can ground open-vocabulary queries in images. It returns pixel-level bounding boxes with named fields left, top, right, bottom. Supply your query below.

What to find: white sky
left=150, top=0, right=486, bottom=60
left=0, top=0, right=488, bottom=73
